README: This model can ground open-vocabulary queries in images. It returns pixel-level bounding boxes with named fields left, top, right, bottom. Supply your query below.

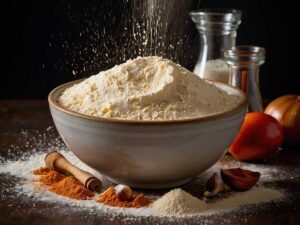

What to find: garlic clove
left=204, top=172, right=229, bottom=197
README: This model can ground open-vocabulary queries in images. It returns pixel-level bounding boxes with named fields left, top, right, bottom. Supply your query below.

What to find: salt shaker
left=189, top=9, right=241, bottom=83
left=224, top=46, right=266, bottom=112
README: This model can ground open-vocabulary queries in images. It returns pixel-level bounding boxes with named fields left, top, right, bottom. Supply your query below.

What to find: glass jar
left=224, top=46, right=266, bottom=112
left=189, top=9, right=242, bottom=83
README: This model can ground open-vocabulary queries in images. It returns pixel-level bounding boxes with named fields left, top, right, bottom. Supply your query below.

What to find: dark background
left=0, top=0, right=298, bottom=100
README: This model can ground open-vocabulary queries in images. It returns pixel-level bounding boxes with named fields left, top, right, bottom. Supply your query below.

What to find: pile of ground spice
left=40, top=171, right=66, bottom=185
left=33, top=167, right=51, bottom=175
left=50, top=176, right=94, bottom=200
left=33, top=167, right=149, bottom=205
left=98, top=186, right=150, bottom=208
left=33, top=167, right=94, bottom=200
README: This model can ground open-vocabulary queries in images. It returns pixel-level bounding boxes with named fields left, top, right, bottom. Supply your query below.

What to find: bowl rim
left=48, top=79, right=248, bottom=125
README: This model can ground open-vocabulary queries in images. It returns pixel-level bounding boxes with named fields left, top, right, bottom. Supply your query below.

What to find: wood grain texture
left=0, top=100, right=300, bottom=225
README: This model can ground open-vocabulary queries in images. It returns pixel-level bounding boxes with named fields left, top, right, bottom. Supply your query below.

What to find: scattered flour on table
left=0, top=150, right=105, bottom=182
left=0, top=148, right=286, bottom=218
left=202, top=187, right=284, bottom=215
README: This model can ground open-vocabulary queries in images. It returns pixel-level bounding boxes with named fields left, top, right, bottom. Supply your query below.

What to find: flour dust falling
left=48, top=0, right=201, bottom=78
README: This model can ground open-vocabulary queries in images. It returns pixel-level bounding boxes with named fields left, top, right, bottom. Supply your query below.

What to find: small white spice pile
left=151, top=188, right=208, bottom=216
left=150, top=187, right=284, bottom=216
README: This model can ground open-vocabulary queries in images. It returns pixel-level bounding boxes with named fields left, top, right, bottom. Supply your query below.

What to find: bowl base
left=106, top=177, right=193, bottom=189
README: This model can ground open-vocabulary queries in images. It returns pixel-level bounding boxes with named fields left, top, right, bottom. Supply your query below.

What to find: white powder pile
left=150, top=187, right=283, bottom=217
left=204, top=59, right=230, bottom=84
left=59, top=56, right=241, bottom=120
left=151, top=188, right=208, bottom=216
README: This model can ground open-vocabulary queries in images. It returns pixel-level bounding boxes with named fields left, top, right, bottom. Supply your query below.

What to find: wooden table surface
left=0, top=100, right=300, bottom=225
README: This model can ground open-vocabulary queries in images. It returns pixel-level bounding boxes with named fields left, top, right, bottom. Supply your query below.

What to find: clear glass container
left=224, top=46, right=266, bottom=112
left=189, top=9, right=242, bottom=83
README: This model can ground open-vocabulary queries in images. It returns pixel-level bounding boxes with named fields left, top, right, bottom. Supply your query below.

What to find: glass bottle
left=224, top=46, right=266, bottom=112
left=189, top=9, right=242, bottom=83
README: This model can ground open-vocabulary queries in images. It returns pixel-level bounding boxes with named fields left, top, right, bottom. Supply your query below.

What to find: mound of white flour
left=59, top=56, right=241, bottom=120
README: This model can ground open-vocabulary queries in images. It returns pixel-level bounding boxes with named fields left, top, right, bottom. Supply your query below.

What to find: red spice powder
left=33, top=167, right=149, bottom=205
left=33, top=167, right=51, bottom=175
left=40, top=171, right=66, bottom=185
left=131, top=194, right=150, bottom=208
left=50, top=176, right=94, bottom=200
left=98, top=186, right=150, bottom=208
left=33, top=167, right=94, bottom=200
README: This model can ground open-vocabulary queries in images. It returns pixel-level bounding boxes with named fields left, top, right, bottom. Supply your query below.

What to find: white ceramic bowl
left=49, top=80, right=248, bottom=189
